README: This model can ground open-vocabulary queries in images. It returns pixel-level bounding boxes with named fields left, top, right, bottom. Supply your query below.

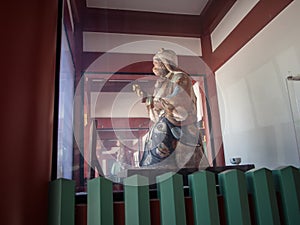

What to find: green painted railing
left=48, top=178, right=75, bottom=225
left=48, top=166, right=300, bottom=225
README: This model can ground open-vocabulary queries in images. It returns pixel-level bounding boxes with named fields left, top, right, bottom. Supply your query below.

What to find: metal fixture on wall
left=286, top=74, right=300, bottom=162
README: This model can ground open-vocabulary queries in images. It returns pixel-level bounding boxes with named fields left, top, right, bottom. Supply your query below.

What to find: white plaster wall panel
left=247, top=62, right=289, bottom=127
left=90, top=92, right=148, bottom=118
left=223, top=78, right=255, bottom=133
left=83, top=32, right=202, bottom=56
left=215, top=0, right=300, bottom=169
left=211, top=0, right=259, bottom=52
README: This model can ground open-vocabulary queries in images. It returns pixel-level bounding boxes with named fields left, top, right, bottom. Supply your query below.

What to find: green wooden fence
left=48, top=166, right=300, bottom=225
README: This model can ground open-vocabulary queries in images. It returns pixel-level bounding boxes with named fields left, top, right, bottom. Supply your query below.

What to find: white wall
left=83, top=32, right=202, bottom=56
left=215, top=0, right=300, bottom=169
left=90, top=92, right=148, bottom=118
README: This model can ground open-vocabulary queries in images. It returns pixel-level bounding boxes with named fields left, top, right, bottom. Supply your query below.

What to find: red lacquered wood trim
left=201, top=0, right=237, bottom=35
left=82, top=8, right=202, bottom=37
left=95, top=118, right=150, bottom=129
left=210, top=0, right=293, bottom=71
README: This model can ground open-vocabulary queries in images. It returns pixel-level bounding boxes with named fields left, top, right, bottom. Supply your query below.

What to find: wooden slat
left=124, top=175, right=151, bottom=225
left=188, top=170, right=220, bottom=225
left=246, top=168, right=280, bottom=225
left=48, top=179, right=75, bottom=225
left=218, top=169, right=251, bottom=225
left=273, top=166, right=300, bottom=225
left=114, top=202, right=125, bottom=225
left=156, top=172, right=186, bottom=225
left=75, top=204, right=87, bottom=225
left=87, top=177, right=114, bottom=225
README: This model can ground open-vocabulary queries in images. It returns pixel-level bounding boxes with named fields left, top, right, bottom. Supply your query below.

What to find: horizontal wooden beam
left=82, top=52, right=207, bottom=76
left=97, top=131, right=148, bottom=142
left=88, top=78, right=156, bottom=93
left=95, top=118, right=150, bottom=129
left=82, top=52, right=153, bottom=73
left=200, top=0, right=237, bottom=35
left=82, top=8, right=202, bottom=37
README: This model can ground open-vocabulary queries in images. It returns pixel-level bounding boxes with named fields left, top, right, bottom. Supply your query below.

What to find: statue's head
left=153, top=48, right=178, bottom=67
left=152, top=48, right=178, bottom=77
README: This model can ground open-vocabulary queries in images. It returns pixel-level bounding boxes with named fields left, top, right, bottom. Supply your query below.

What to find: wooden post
left=246, top=168, right=280, bottom=225
left=218, top=169, right=251, bottom=225
left=273, top=166, right=300, bottom=225
left=189, top=170, right=220, bottom=225
left=156, top=172, right=187, bottom=225
left=87, top=177, right=114, bottom=225
left=124, top=175, right=151, bottom=225
left=48, top=179, right=75, bottom=225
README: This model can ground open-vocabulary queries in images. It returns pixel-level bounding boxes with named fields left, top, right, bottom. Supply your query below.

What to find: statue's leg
left=176, top=123, right=209, bottom=169
left=139, top=117, right=177, bottom=167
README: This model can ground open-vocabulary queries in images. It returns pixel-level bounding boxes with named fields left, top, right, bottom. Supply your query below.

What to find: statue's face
left=152, top=59, right=168, bottom=77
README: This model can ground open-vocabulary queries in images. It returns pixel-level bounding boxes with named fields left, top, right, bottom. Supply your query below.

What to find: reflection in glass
left=57, top=25, right=75, bottom=179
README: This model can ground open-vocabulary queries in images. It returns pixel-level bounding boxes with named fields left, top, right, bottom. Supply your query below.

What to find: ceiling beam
left=82, top=52, right=154, bottom=73
left=88, top=78, right=156, bottom=93
left=97, top=131, right=148, bottom=142
left=200, top=0, right=237, bottom=35
left=81, top=7, right=202, bottom=37
left=95, top=118, right=150, bottom=129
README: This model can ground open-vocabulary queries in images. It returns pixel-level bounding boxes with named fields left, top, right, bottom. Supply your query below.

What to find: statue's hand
left=160, top=98, right=174, bottom=110
left=132, top=84, right=145, bottom=97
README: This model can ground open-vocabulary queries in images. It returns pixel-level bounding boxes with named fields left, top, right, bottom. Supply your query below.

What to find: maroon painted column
left=0, top=1, right=58, bottom=225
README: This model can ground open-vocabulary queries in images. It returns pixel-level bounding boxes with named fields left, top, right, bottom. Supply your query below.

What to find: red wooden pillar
left=0, top=1, right=58, bottom=224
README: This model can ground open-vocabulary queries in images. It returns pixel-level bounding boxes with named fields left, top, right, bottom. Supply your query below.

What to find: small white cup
left=230, top=157, right=241, bottom=165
